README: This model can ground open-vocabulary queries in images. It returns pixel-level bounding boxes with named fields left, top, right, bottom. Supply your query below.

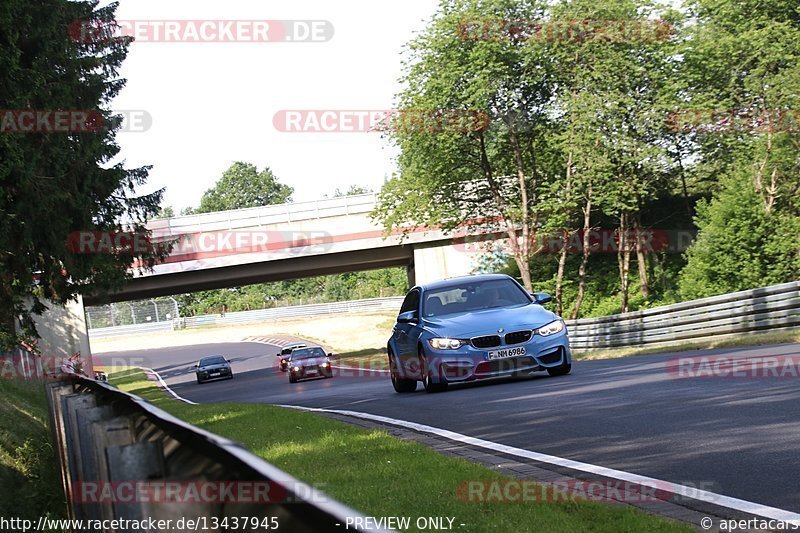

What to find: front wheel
left=389, top=351, right=417, bottom=393
left=420, top=351, right=447, bottom=393
left=547, top=359, right=572, bottom=377
left=289, top=374, right=297, bottom=383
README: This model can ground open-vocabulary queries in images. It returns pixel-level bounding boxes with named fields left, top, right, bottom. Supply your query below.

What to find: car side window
left=399, top=289, right=420, bottom=314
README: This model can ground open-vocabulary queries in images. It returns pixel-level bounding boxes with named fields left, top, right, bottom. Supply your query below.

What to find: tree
left=157, top=206, right=175, bottom=218
left=0, top=0, right=166, bottom=349
left=331, top=185, right=372, bottom=197
left=373, top=0, right=558, bottom=292
left=195, top=162, right=293, bottom=213
left=679, top=172, right=800, bottom=298
left=678, top=0, right=800, bottom=297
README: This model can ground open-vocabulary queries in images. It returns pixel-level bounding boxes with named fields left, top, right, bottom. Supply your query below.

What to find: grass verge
left=0, top=378, right=66, bottom=521
left=573, top=329, right=800, bottom=361
left=110, top=368, right=692, bottom=533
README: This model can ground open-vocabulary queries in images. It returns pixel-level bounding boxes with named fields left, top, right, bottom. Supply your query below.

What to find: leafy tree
left=678, top=0, right=800, bottom=297
left=331, top=185, right=373, bottom=197
left=679, top=172, right=800, bottom=297
left=195, top=162, right=293, bottom=213
left=157, top=205, right=175, bottom=218
left=0, top=0, right=166, bottom=348
left=373, top=0, right=558, bottom=292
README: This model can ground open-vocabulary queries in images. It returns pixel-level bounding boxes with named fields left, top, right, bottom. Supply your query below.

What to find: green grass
left=574, top=329, right=800, bottom=361
left=111, top=368, right=692, bottom=533
left=0, top=378, right=66, bottom=521
left=335, top=348, right=389, bottom=370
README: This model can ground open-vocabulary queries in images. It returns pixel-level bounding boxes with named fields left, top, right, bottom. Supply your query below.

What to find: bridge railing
left=565, top=281, right=800, bottom=350
left=148, top=193, right=378, bottom=236
left=45, top=375, right=389, bottom=532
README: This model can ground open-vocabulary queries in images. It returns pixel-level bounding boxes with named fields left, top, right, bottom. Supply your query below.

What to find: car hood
left=198, top=363, right=228, bottom=371
left=423, top=304, right=558, bottom=337
left=294, top=357, right=328, bottom=367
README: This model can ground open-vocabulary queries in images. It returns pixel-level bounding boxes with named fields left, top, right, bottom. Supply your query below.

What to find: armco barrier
left=89, top=297, right=405, bottom=338
left=565, top=281, right=800, bottom=350
left=46, top=375, right=393, bottom=532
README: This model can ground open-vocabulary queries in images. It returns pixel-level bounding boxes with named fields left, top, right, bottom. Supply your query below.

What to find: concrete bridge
left=85, top=193, right=487, bottom=305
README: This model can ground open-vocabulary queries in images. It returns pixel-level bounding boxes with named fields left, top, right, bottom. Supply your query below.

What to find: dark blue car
left=195, top=355, right=233, bottom=384
left=387, top=274, right=571, bottom=393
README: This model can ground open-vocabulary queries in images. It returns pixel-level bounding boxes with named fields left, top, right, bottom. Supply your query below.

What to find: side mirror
left=327, top=352, right=334, bottom=358
left=397, top=310, right=418, bottom=323
left=532, top=292, right=552, bottom=305
left=194, top=364, right=199, bottom=368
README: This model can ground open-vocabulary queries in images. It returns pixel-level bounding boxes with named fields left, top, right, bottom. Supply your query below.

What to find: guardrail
left=565, top=281, right=800, bottom=350
left=89, top=297, right=405, bottom=338
left=46, top=375, right=391, bottom=532
left=148, top=193, right=378, bottom=236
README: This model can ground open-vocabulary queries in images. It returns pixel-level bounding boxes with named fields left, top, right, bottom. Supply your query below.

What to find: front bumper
left=290, top=365, right=332, bottom=380
left=425, top=332, right=570, bottom=383
left=197, top=368, right=232, bottom=381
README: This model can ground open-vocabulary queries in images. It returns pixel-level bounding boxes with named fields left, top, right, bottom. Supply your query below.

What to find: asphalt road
left=95, top=340, right=800, bottom=514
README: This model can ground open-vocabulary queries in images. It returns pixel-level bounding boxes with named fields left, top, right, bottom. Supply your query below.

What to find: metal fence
left=565, top=281, right=800, bottom=350
left=46, top=376, right=389, bottom=532
left=89, top=297, right=405, bottom=338
left=86, top=298, right=179, bottom=329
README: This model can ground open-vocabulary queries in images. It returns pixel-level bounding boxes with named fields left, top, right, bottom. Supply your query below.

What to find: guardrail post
left=106, top=441, right=165, bottom=528
left=46, top=382, right=76, bottom=520
left=90, top=416, right=136, bottom=522
left=61, top=393, right=98, bottom=520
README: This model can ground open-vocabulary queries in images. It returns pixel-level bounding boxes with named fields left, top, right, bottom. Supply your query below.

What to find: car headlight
left=292, top=366, right=300, bottom=372
left=322, top=361, right=331, bottom=367
left=428, top=338, right=467, bottom=350
left=537, top=320, right=565, bottom=337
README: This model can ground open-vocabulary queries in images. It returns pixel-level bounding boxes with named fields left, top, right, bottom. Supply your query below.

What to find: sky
left=108, top=0, right=441, bottom=212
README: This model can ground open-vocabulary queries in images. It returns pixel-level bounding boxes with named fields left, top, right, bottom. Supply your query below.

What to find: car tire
left=389, top=351, right=416, bottom=393
left=289, top=374, right=297, bottom=383
left=196, top=376, right=203, bottom=384
left=420, top=350, right=447, bottom=393
left=547, top=359, right=572, bottom=377
left=228, top=372, right=234, bottom=380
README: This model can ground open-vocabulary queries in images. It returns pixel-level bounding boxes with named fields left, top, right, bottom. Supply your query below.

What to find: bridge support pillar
left=411, top=241, right=475, bottom=286
left=25, top=295, right=92, bottom=376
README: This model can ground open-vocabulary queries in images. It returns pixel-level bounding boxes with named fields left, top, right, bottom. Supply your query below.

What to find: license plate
left=210, top=372, right=220, bottom=377
left=306, top=369, right=318, bottom=375
left=488, top=347, right=526, bottom=360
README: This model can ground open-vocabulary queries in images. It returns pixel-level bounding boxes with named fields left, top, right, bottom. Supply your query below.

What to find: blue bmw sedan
left=387, top=274, right=571, bottom=393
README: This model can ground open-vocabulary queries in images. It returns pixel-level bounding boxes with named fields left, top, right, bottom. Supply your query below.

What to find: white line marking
left=142, top=367, right=198, bottom=405
left=278, top=405, right=800, bottom=525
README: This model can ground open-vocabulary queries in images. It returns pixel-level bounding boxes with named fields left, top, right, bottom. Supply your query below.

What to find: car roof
left=199, top=354, right=226, bottom=361
left=413, top=273, right=516, bottom=292
left=291, top=345, right=324, bottom=352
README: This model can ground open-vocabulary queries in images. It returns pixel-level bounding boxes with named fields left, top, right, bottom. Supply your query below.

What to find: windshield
left=422, top=279, right=531, bottom=317
left=289, top=347, right=326, bottom=359
left=199, top=356, right=226, bottom=366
